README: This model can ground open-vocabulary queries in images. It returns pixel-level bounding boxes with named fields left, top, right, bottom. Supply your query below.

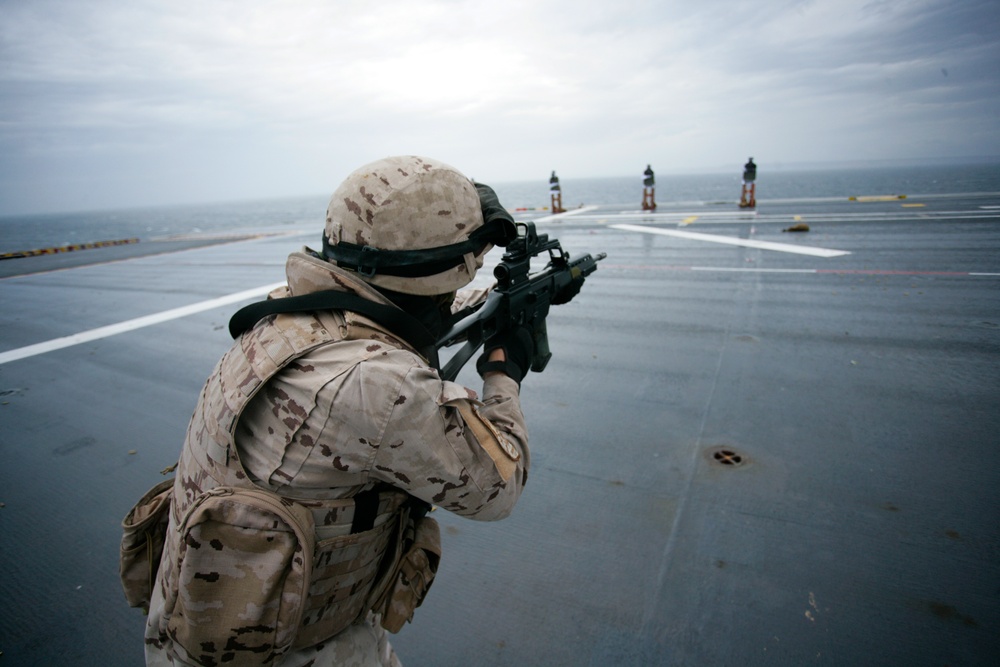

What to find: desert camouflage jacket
left=145, top=249, right=528, bottom=666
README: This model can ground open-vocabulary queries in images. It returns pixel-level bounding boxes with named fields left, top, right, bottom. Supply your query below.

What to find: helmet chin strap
left=462, top=247, right=487, bottom=280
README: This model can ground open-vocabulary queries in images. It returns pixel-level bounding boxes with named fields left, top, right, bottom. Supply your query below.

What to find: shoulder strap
left=229, top=290, right=439, bottom=367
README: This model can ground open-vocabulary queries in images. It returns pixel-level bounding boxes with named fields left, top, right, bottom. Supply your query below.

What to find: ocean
left=2, top=162, right=999, bottom=256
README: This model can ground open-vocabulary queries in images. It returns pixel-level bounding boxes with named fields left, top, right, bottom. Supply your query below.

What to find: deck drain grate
left=708, top=447, right=746, bottom=467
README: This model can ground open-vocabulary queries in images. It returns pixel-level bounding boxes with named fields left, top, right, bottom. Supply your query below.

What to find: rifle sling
left=228, top=290, right=440, bottom=368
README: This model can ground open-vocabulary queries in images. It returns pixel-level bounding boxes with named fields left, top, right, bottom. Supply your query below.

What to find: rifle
left=436, top=222, right=606, bottom=382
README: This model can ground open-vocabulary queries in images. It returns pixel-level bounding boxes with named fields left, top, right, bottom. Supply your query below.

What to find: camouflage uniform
left=145, top=248, right=529, bottom=666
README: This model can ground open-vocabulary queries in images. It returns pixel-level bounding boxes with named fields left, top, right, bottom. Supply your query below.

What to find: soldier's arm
left=370, top=357, right=529, bottom=521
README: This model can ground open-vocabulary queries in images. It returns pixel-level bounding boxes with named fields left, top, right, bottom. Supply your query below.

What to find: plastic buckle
left=357, top=246, right=378, bottom=278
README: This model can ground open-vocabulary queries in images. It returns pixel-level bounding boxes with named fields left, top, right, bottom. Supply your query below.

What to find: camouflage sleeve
left=451, top=284, right=493, bottom=312
left=368, top=357, right=529, bottom=522
left=479, top=373, right=530, bottom=478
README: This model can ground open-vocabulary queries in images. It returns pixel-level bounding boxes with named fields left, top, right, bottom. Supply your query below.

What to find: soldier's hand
left=476, top=325, right=534, bottom=384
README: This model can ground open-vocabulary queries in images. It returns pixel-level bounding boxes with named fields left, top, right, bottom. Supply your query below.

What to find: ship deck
left=1, top=192, right=998, bottom=665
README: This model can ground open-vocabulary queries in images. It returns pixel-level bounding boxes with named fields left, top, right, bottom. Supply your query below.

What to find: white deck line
left=532, top=205, right=600, bottom=223
left=610, top=223, right=851, bottom=257
left=0, top=282, right=286, bottom=365
left=555, top=210, right=1000, bottom=224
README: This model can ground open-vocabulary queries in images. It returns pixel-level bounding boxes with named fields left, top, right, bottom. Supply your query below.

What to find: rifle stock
left=436, top=222, right=605, bottom=382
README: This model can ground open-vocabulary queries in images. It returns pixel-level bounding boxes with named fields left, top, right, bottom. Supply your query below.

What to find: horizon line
left=3, top=155, right=999, bottom=219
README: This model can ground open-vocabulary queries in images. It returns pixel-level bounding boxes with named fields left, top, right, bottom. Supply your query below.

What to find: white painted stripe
left=532, top=205, right=599, bottom=222
left=690, top=267, right=819, bottom=273
left=562, top=211, right=758, bottom=223
left=558, top=210, right=1000, bottom=224
left=620, top=210, right=756, bottom=219
left=609, top=223, right=851, bottom=257
left=0, top=282, right=286, bottom=365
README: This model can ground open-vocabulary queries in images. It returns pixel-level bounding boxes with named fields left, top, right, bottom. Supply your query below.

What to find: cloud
left=0, top=0, right=998, bottom=215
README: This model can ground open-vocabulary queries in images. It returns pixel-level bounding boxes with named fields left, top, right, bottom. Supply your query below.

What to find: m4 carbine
left=436, top=221, right=606, bottom=382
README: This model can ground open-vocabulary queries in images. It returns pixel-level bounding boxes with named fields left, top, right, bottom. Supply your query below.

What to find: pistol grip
left=531, top=318, right=552, bottom=372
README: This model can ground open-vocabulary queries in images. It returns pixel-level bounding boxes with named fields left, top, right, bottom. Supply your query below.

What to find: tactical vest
left=157, top=308, right=416, bottom=663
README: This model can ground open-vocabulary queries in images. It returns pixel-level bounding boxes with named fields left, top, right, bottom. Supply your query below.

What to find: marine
left=129, top=156, right=556, bottom=666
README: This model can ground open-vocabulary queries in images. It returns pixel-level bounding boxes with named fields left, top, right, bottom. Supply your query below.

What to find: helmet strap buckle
left=357, top=246, right=379, bottom=278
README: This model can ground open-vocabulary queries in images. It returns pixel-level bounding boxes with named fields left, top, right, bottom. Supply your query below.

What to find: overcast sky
left=1, top=0, right=998, bottom=216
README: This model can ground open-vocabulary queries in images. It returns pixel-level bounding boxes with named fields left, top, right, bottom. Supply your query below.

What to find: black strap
left=351, top=489, right=432, bottom=534
left=228, top=289, right=439, bottom=367
left=351, top=489, right=380, bottom=534
left=322, top=236, right=482, bottom=279
left=320, top=217, right=511, bottom=279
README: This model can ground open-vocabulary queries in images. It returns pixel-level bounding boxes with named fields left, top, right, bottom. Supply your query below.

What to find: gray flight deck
left=1, top=192, right=998, bottom=665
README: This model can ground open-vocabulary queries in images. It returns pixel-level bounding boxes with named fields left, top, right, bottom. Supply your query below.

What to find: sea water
left=2, top=162, right=999, bottom=255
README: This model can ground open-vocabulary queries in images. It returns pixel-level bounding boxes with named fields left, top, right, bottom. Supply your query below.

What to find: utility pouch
left=119, top=478, right=174, bottom=611
left=376, top=508, right=442, bottom=633
left=162, top=487, right=315, bottom=667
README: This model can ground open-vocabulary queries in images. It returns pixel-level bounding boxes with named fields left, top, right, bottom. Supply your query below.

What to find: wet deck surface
left=1, top=194, right=998, bottom=665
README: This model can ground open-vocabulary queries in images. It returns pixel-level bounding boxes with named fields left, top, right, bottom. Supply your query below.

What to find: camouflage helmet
left=323, top=155, right=512, bottom=295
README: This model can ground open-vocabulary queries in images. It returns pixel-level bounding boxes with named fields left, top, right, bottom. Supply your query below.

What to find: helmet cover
left=324, top=155, right=490, bottom=295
